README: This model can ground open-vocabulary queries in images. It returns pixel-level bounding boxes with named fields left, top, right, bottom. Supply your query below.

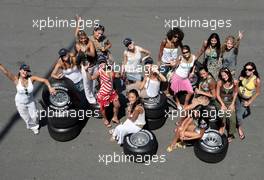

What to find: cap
left=144, top=57, right=154, bottom=65
left=58, top=48, right=69, bottom=57
left=97, top=54, right=107, bottom=64
left=123, top=38, right=132, bottom=47
left=20, top=64, right=31, bottom=72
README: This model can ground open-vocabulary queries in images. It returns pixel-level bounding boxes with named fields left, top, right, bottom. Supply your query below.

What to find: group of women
left=0, top=17, right=261, bottom=150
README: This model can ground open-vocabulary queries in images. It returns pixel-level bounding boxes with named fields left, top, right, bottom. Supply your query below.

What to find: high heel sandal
left=111, top=117, right=120, bottom=124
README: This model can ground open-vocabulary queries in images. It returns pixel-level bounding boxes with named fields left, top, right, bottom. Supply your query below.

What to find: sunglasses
left=24, top=88, right=28, bottom=95
left=245, top=68, right=254, bottom=71
left=182, top=51, right=189, bottom=54
left=174, top=35, right=179, bottom=38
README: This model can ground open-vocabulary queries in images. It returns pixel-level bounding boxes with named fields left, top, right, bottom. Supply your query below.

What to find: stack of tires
left=194, top=129, right=228, bottom=163
left=142, top=93, right=169, bottom=130
left=42, top=78, right=82, bottom=142
left=123, top=129, right=158, bottom=163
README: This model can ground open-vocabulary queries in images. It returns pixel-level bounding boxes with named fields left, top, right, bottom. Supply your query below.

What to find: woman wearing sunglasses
left=236, top=62, right=261, bottom=140
left=0, top=63, right=56, bottom=134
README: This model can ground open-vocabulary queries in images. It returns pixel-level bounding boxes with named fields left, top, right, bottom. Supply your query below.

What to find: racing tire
left=194, top=129, right=228, bottom=163
left=123, top=129, right=158, bottom=163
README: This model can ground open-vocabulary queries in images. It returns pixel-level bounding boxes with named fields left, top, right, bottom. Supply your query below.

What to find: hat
left=97, top=54, right=107, bottom=64
left=123, top=38, right=132, bottom=47
left=143, top=57, right=154, bottom=65
left=20, top=64, right=31, bottom=72
left=58, top=48, right=69, bottom=57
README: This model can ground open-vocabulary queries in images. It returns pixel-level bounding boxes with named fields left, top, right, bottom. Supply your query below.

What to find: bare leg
left=184, top=92, right=194, bottom=108
left=112, top=99, right=120, bottom=123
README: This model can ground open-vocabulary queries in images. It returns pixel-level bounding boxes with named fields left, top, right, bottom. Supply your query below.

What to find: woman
left=89, top=24, right=114, bottom=65
left=126, top=57, right=166, bottom=98
left=184, top=66, right=217, bottom=111
left=122, top=37, right=151, bottom=83
left=167, top=115, right=208, bottom=152
left=74, top=16, right=96, bottom=58
left=51, top=48, right=84, bottom=92
left=221, top=31, right=243, bottom=78
left=158, top=27, right=184, bottom=75
left=109, top=89, right=145, bottom=145
left=216, top=68, right=238, bottom=142
left=236, top=62, right=261, bottom=140
left=87, top=55, right=120, bottom=127
left=0, top=63, right=56, bottom=134
left=196, top=33, right=221, bottom=80
left=170, top=45, right=196, bottom=109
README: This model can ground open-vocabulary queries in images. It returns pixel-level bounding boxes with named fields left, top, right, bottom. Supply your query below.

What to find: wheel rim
left=49, top=90, right=70, bottom=107
left=130, top=131, right=150, bottom=147
left=200, top=131, right=223, bottom=150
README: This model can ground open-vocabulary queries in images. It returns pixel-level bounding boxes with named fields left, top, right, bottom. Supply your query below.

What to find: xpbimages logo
left=32, top=17, right=100, bottom=30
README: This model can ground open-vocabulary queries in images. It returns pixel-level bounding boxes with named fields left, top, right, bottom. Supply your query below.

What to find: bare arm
left=158, top=40, right=166, bottom=66
left=121, top=51, right=128, bottom=76
left=74, top=15, right=81, bottom=38
left=248, top=78, right=261, bottom=106
left=216, top=81, right=225, bottom=107
left=31, top=75, right=56, bottom=94
left=51, top=62, right=64, bottom=79
left=128, top=106, right=144, bottom=122
left=138, top=46, right=151, bottom=57
left=0, top=64, right=18, bottom=84
left=195, top=40, right=207, bottom=60
left=196, top=80, right=216, bottom=98
left=87, top=40, right=96, bottom=57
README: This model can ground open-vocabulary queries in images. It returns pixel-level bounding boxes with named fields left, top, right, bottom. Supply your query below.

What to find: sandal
left=109, top=129, right=115, bottom=135
left=238, top=129, right=245, bottom=140
left=166, top=144, right=178, bottom=152
left=110, top=135, right=116, bottom=142
left=112, top=117, right=120, bottom=124
left=104, top=119, right=112, bottom=128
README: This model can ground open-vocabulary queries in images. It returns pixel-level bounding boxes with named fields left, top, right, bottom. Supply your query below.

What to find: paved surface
left=0, top=0, right=264, bottom=180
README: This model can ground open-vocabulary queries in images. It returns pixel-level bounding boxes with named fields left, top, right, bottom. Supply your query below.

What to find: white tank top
left=175, top=55, right=195, bottom=78
left=62, top=66, right=82, bottom=84
left=145, top=77, right=160, bottom=97
left=15, top=78, right=34, bottom=104
left=134, top=106, right=146, bottom=126
left=125, top=46, right=142, bottom=73
left=161, top=47, right=178, bottom=63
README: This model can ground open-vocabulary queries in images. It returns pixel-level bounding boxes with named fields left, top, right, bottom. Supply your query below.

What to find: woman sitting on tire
left=109, top=89, right=145, bottom=144
left=51, top=48, right=84, bottom=92
left=170, top=45, right=196, bottom=109
left=126, top=57, right=166, bottom=98
left=122, top=37, right=151, bottom=84
left=87, top=55, right=120, bottom=128
left=216, top=68, right=238, bottom=143
left=0, top=63, right=56, bottom=135
left=167, top=113, right=208, bottom=152
left=236, top=62, right=261, bottom=140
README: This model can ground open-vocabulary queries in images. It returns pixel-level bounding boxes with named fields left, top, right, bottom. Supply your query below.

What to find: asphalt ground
left=0, top=0, right=264, bottom=180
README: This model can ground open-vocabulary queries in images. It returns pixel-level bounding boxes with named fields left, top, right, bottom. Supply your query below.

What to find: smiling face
left=127, top=42, right=135, bottom=50
left=226, top=39, right=234, bottom=50
left=19, top=69, right=29, bottom=78
left=245, top=65, right=255, bottom=77
left=94, top=30, right=103, bottom=40
left=182, top=49, right=190, bottom=59
left=128, top=92, right=137, bottom=104
left=221, top=71, right=229, bottom=81
left=199, top=69, right=208, bottom=79
left=210, top=37, right=217, bottom=47
left=79, top=35, right=87, bottom=44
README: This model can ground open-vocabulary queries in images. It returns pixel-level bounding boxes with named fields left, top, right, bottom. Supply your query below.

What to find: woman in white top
left=109, top=89, right=145, bottom=144
left=126, top=57, right=166, bottom=98
left=0, top=63, right=56, bottom=134
left=122, top=38, right=150, bottom=83
left=170, top=45, right=196, bottom=109
left=51, top=48, right=84, bottom=92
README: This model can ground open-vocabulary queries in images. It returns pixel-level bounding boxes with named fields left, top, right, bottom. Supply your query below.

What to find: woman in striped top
left=87, top=55, right=120, bottom=128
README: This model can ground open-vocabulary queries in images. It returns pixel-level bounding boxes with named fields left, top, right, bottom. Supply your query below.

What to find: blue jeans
left=236, top=95, right=251, bottom=125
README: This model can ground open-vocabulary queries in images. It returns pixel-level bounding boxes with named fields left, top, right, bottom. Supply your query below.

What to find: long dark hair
left=128, top=89, right=142, bottom=114
left=166, top=27, right=184, bottom=42
left=240, top=62, right=260, bottom=79
left=206, top=33, right=221, bottom=58
left=218, top=68, right=233, bottom=84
